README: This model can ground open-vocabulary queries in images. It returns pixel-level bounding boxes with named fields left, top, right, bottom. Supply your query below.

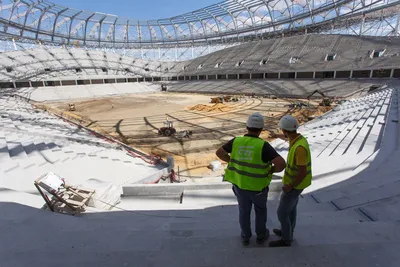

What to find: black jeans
left=232, top=185, right=269, bottom=240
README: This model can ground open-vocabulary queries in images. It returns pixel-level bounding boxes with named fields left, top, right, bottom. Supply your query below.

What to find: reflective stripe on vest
left=283, top=135, right=312, bottom=190
left=224, top=136, right=272, bottom=191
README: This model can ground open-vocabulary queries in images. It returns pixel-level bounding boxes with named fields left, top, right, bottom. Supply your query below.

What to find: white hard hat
left=246, top=112, right=264, bottom=129
left=279, top=115, right=299, bottom=131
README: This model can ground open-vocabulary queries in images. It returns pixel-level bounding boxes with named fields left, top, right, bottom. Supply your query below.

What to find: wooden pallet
left=34, top=173, right=95, bottom=216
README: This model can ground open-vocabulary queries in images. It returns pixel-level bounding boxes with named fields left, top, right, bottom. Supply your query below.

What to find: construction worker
left=269, top=115, right=312, bottom=247
left=216, top=112, right=286, bottom=246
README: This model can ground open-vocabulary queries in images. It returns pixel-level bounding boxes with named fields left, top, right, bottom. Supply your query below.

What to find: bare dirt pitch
left=46, top=92, right=328, bottom=181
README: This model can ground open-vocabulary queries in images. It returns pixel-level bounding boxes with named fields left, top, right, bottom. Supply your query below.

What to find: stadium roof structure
left=0, top=0, right=400, bottom=49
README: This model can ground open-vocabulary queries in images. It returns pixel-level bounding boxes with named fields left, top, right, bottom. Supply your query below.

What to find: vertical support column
left=29, top=81, right=32, bottom=88
left=350, top=70, right=353, bottom=79
left=391, top=69, right=394, bottom=78
left=278, top=73, right=281, bottom=79
left=334, top=71, right=337, bottom=79
left=12, top=38, right=17, bottom=51
left=313, top=72, right=316, bottom=79
left=359, top=14, right=365, bottom=36
left=369, top=70, right=373, bottom=78
left=395, top=14, right=400, bottom=36
left=295, top=72, right=298, bottom=79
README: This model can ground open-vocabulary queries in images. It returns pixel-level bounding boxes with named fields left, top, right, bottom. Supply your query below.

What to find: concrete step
left=0, top=138, right=20, bottom=172
left=309, top=149, right=400, bottom=202
left=331, top=180, right=400, bottom=210
left=35, top=141, right=62, bottom=164
left=0, top=187, right=44, bottom=209
left=0, top=137, right=10, bottom=161
left=311, top=174, right=400, bottom=203
left=7, top=141, right=28, bottom=159
left=180, top=189, right=337, bottom=212
left=359, top=194, right=400, bottom=222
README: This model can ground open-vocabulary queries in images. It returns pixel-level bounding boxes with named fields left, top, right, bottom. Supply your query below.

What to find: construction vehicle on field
left=68, top=103, right=76, bottom=111
left=158, top=118, right=193, bottom=138
left=307, top=90, right=332, bottom=106
left=158, top=119, right=177, bottom=136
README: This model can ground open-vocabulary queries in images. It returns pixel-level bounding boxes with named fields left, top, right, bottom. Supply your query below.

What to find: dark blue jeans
left=232, top=185, right=269, bottom=240
left=277, top=188, right=303, bottom=242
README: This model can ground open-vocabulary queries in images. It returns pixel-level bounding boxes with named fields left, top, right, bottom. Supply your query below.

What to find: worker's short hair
left=247, top=126, right=263, bottom=132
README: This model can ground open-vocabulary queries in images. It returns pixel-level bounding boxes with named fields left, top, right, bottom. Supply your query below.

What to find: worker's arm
left=288, top=165, right=307, bottom=188
left=216, top=147, right=230, bottom=163
left=270, top=155, right=286, bottom=174
left=262, top=142, right=286, bottom=174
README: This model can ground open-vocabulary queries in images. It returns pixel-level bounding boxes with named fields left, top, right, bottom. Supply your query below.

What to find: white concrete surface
left=0, top=95, right=168, bottom=194
left=1, top=85, right=400, bottom=266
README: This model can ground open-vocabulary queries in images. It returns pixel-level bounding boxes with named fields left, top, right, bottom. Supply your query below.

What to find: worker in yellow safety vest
left=269, top=115, right=312, bottom=247
left=216, top=112, right=286, bottom=246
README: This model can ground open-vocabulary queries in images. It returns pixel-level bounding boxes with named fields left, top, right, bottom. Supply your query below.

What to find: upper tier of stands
left=172, top=35, right=400, bottom=75
left=0, top=47, right=170, bottom=81
left=166, top=79, right=387, bottom=97
left=1, top=35, right=399, bottom=84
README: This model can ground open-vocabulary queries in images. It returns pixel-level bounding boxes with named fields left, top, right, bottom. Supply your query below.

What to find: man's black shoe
left=242, top=238, right=250, bottom=246
left=256, top=233, right=269, bottom=244
left=268, top=239, right=291, bottom=247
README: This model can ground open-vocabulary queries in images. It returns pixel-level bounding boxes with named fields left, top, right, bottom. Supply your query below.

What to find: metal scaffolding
left=0, top=0, right=399, bottom=60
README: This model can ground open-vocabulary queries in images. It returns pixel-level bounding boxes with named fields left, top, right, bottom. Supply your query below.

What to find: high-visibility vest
left=283, top=135, right=312, bottom=189
left=224, top=136, right=272, bottom=191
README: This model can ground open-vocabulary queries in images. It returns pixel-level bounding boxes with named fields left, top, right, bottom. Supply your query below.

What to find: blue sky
left=51, top=0, right=220, bottom=20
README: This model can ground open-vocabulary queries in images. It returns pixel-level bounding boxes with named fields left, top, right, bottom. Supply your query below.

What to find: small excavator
left=307, top=90, right=332, bottom=106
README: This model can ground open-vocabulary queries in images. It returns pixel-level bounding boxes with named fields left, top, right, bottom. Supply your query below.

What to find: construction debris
left=208, top=160, right=222, bottom=171
left=34, top=172, right=95, bottom=216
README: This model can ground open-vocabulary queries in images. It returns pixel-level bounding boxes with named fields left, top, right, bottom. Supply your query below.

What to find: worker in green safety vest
left=269, top=115, right=312, bottom=247
left=216, top=112, right=286, bottom=246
